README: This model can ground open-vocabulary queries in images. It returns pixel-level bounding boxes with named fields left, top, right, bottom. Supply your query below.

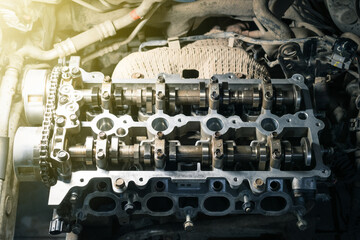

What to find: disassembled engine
left=1, top=0, right=360, bottom=239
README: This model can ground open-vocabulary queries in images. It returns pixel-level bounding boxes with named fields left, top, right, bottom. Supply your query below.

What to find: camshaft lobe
left=67, top=137, right=310, bottom=171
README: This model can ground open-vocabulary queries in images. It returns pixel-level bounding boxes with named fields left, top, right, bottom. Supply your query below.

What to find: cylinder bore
left=261, top=118, right=278, bottom=131
left=206, top=118, right=224, bottom=131
left=151, top=117, right=169, bottom=131
left=96, top=117, right=114, bottom=131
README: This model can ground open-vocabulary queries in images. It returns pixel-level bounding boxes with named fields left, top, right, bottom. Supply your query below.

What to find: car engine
left=1, top=0, right=360, bottom=239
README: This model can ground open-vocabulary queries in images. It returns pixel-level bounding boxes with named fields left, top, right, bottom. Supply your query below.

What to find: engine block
left=13, top=58, right=329, bottom=234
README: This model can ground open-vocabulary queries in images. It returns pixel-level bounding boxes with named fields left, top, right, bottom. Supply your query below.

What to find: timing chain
left=39, top=66, right=61, bottom=187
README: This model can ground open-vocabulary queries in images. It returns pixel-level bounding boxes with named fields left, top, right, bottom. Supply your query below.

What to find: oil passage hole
left=261, top=118, right=278, bottom=131
left=97, top=117, right=114, bottom=131
left=206, top=118, right=224, bottom=131
left=152, top=118, right=169, bottom=131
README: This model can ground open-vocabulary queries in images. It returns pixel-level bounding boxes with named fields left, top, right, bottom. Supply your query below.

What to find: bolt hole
left=80, top=178, right=84, bottom=182
left=97, top=117, right=114, bottom=131
left=152, top=118, right=169, bottom=131
left=97, top=181, right=107, bottom=191
left=139, top=177, right=143, bottom=182
left=286, top=119, right=291, bottom=123
left=261, top=118, right=278, bottom=132
left=123, top=120, right=127, bottom=124
left=234, top=177, right=238, bottom=182
left=212, top=181, right=223, bottom=191
left=232, top=120, right=236, bottom=124
left=155, top=181, right=165, bottom=192
left=178, top=118, right=182, bottom=122
left=206, top=118, right=224, bottom=131
left=298, top=112, right=308, bottom=120
left=116, top=128, right=126, bottom=136
left=269, top=181, right=281, bottom=191
left=316, top=122, right=321, bottom=127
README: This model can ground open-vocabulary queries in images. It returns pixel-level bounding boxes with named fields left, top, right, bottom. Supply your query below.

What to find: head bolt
left=272, top=149, right=281, bottom=159
left=98, top=131, right=107, bottom=140
left=62, top=72, right=71, bottom=81
left=157, top=131, right=164, bottom=139
left=211, top=91, right=219, bottom=100
left=59, top=96, right=68, bottom=105
left=157, top=91, right=165, bottom=100
left=56, top=116, right=65, bottom=127
left=71, top=67, right=80, bottom=76
left=57, top=150, right=68, bottom=161
left=214, top=131, right=221, bottom=138
left=104, top=76, right=111, bottom=83
left=263, top=76, right=271, bottom=83
left=157, top=75, right=165, bottom=83
left=97, top=150, right=105, bottom=159
left=157, top=149, right=164, bottom=158
left=115, top=178, right=125, bottom=189
left=210, top=76, right=218, bottom=83
left=215, top=149, right=223, bottom=158
left=69, top=114, right=77, bottom=123
left=253, top=178, right=265, bottom=190
left=265, top=91, right=273, bottom=100
left=102, top=91, right=110, bottom=100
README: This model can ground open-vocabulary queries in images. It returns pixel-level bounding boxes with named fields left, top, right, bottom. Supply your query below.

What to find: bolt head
left=124, top=203, right=135, bottom=214
left=265, top=91, right=273, bottom=99
left=184, top=221, right=194, bottom=231
left=98, top=131, right=107, bottom=140
left=70, top=114, right=77, bottom=122
left=254, top=178, right=265, bottom=189
left=71, top=67, right=79, bottom=75
left=102, top=91, right=110, bottom=100
left=57, top=150, right=68, bottom=161
left=157, top=75, right=165, bottom=83
left=272, top=150, right=281, bottom=159
left=296, top=219, right=308, bottom=231
left=157, top=131, right=164, bottom=139
left=70, top=192, right=78, bottom=204
left=242, top=201, right=254, bottom=213
left=211, top=91, right=219, bottom=100
left=115, top=178, right=125, bottom=189
left=56, top=117, right=65, bottom=127
left=104, top=76, right=111, bottom=83
left=97, top=151, right=105, bottom=159
left=210, top=76, right=218, bottom=83
left=59, top=96, right=68, bottom=105
left=215, top=149, right=223, bottom=158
